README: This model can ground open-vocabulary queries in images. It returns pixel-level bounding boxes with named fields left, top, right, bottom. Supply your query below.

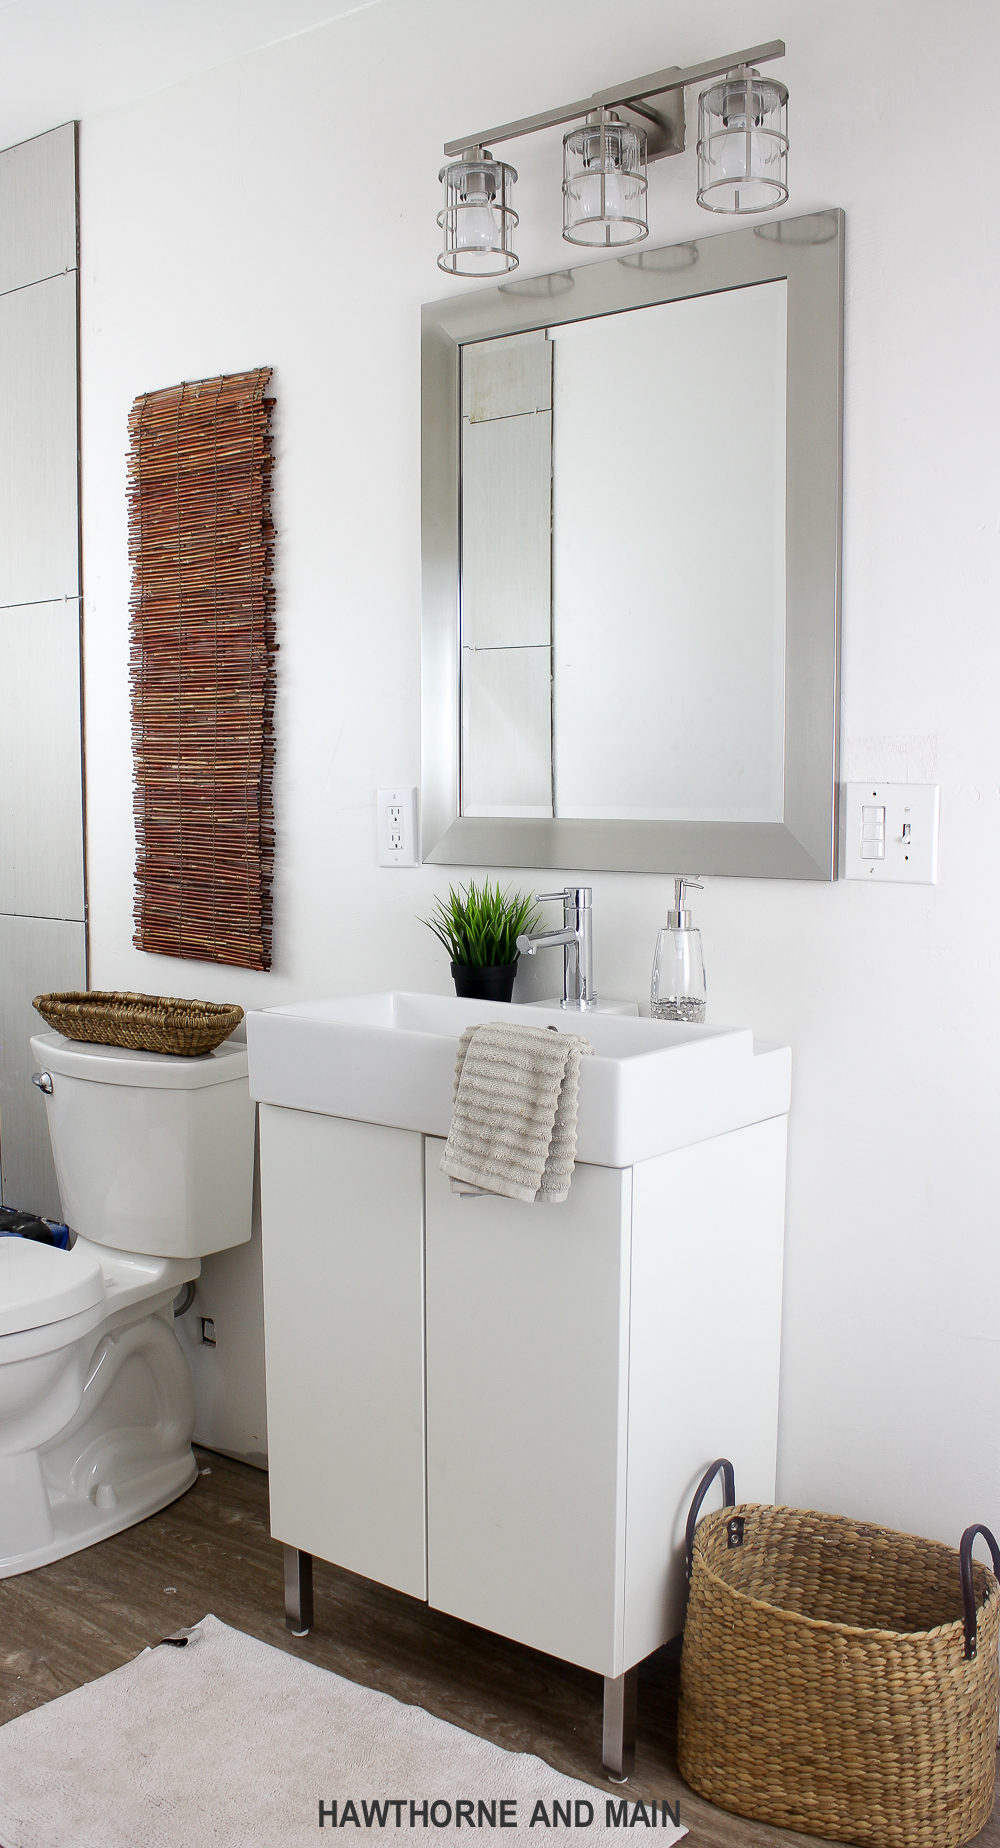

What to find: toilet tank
left=29, top=1031, right=255, bottom=1259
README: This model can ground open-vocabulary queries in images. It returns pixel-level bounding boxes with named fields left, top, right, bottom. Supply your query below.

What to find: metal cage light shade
left=563, top=110, right=648, bottom=248
left=696, top=66, right=788, bottom=214
left=438, top=147, right=518, bottom=276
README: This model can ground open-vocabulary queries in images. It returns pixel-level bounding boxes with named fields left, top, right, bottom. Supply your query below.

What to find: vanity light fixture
left=437, top=147, right=519, bottom=276
left=437, top=38, right=787, bottom=276
left=563, top=109, right=648, bottom=248
left=696, top=66, right=788, bottom=214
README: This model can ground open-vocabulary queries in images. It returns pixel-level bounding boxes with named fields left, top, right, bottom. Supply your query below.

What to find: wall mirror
left=422, top=209, right=843, bottom=879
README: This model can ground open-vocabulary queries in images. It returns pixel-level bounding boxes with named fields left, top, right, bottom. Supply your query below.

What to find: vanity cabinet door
left=620, top=1115, right=787, bottom=1665
left=424, top=1142, right=632, bottom=1679
left=259, top=1107, right=426, bottom=1599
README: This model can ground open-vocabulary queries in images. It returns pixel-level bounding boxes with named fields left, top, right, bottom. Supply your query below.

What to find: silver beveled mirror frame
left=421, top=208, right=844, bottom=879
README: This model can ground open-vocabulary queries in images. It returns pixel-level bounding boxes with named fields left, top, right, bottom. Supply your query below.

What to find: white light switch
left=377, top=787, right=419, bottom=867
left=844, top=783, right=939, bottom=884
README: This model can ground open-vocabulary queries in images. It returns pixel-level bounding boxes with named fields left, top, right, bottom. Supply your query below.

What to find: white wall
left=73, top=0, right=1000, bottom=1538
left=0, top=0, right=385, bottom=150
left=174, top=1150, right=268, bottom=1470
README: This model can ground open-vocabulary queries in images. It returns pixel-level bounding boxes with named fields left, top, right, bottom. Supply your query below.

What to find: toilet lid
left=0, top=1238, right=106, bottom=1336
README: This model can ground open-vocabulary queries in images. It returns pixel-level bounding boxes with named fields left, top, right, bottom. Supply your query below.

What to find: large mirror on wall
left=421, top=210, right=844, bottom=880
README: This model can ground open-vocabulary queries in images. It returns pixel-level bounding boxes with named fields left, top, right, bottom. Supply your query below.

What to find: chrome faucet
left=516, top=886, right=596, bottom=1010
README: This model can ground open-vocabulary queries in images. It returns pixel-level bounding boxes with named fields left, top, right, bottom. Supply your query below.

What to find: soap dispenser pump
left=650, top=878, right=706, bottom=1023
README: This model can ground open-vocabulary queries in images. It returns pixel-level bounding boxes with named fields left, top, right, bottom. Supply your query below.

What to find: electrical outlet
left=377, top=787, right=419, bottom=867
left=844, top=783, right=939, bottom=884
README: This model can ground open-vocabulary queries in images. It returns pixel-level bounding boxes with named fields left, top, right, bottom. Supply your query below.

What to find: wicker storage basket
left=33, top=991, right=244, bottom=1058
left=679, top=1460, right=1000, bottom=1848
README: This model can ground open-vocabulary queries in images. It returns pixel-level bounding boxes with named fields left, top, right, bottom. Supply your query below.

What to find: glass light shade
left=696, top=67, right=788, bottom=214
left=563, top=112, right=647, bottom=248
left=438, top=150, right=518, bottom=276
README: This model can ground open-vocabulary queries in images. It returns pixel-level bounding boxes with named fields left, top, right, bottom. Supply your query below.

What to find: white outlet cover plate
left=844, top=782, right=939, bottom=884
left=377, top=787, right=419, bottom=867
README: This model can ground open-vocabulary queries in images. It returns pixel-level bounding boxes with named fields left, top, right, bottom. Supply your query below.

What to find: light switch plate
left=844, top=783, right=939, bottom=884
left=377, top=787, right=419, bottom=867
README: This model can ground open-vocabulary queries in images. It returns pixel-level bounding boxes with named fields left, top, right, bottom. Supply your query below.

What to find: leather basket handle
left=685, top=1457, right=736, bottom=1584
left=960, top=1523, right=1000, bottom=1660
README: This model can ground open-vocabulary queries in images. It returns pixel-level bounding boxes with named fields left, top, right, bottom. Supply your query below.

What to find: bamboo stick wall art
left=128, top=368, right=276, bottom=971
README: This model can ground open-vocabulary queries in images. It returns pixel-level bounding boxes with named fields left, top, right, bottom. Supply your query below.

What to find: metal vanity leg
left=284, top=1545, right=314, bottom=1636
left=602, top=1667, right=638, bottom=1782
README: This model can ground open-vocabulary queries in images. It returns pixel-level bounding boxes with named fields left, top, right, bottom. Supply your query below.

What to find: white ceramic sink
left=246, top=992, right=790, bottom=1169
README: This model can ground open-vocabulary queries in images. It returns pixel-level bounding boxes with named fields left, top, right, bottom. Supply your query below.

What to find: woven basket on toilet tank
left=678, top=1460, right=1000, bottom=1848
left=33, top=991, right=243, bottom=1057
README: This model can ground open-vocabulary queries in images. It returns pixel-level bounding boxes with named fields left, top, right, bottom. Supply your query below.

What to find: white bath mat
left=0, top=1616, right=686, bottom=1846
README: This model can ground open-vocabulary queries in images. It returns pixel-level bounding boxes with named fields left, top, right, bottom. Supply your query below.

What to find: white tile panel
left=0, top=601, right=85, bottom=920
left=0, top=913, right=86, bottom=1215
left=462, top=332, right=550, bottom=422
left=0, top=270, right=80, bottom=605
left=461, top=643, right=552, bottom=816
left=0, top=123, right=77, bottom=296
left=462, top=408, right=551, bottom=650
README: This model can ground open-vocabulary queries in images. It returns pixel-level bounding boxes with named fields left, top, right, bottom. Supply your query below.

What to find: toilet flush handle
left=31, top=1071, right=53, bottom=1095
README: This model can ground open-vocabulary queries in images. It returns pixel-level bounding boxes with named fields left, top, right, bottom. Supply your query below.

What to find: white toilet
left=0, top=1030, right=255, bottom=1577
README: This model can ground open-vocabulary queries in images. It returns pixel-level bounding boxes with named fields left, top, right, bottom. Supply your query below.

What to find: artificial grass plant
left=421, top=879, right=540, bottom=969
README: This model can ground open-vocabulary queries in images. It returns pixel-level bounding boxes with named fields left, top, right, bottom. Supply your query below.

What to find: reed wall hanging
left=128, top=367, right=276, bottom=971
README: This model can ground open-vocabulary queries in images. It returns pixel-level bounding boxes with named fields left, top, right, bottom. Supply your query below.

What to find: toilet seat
left=0, top=1239, right=105, bottom=1337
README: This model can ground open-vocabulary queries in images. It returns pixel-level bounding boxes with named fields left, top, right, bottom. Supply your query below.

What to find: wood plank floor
left=0, top=1449, right=996, bottom=1847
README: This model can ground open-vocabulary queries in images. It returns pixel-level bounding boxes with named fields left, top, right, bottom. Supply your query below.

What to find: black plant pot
left=450, top=961, right=518, bottom=1004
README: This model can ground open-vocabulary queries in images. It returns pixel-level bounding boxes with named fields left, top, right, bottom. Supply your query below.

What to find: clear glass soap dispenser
left=651, top=878, right=706, bottom=1022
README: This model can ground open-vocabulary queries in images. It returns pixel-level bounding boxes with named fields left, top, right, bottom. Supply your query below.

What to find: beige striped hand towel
left=440, top=1020, right=593, bottom=1205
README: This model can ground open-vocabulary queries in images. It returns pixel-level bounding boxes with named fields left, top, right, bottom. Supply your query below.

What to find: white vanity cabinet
left=258, top=1104, right=787, bottom=1679
left=249, top=992, right=791, bottom=1777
